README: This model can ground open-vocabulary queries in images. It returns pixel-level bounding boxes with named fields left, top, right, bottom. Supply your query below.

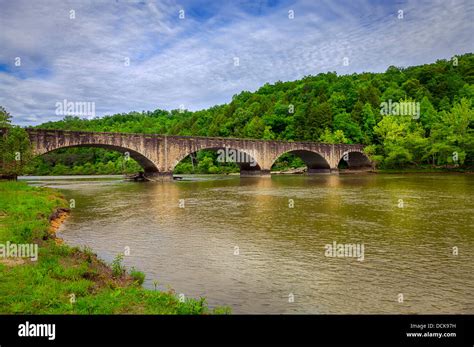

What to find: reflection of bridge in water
left=22, top=129, right=372, bottom=180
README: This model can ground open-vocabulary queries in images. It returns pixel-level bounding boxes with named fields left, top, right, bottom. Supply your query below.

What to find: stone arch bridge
left=21, top=129, right=372, bottom=180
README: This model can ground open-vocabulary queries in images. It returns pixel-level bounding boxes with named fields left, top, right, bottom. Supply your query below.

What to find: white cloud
left=0, top=0, right=472, bottom=126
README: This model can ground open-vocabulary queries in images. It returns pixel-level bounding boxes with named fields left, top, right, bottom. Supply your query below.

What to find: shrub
left=130, top=267, right=145, bottom=286
left=111, top=253, right=125, bottom=278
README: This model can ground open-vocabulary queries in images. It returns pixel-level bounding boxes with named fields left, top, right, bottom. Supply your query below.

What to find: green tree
left=197, top=156, right=214, bottom=173
left=243, top=116, right=265, bottom=138
left=262, top=126, right=275, bottom=140
left=419, top=96, right=438, bottom=134
left=0, top=127, right=33, bottom=178
left=305, top=101, right=332, bottom=140
left=319, top=128, right=349, bottom=144
left=427, top=98, right=474, bottom=166
left=361, top=103, right=376, bottom=144
left=0, top=106, right=12, bottom=127
left=333, top=112, right=363, bottom=143
left=402, top=78, right=425, bottom=99
left=381, top=86, right=405, bottom=104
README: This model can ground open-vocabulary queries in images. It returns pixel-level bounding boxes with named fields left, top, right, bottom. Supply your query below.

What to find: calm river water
left=22, top=174, right=474, bottom=314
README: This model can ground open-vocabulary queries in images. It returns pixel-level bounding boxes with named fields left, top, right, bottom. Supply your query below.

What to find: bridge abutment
left=307, top=168, right=340, bottom=174
left=144, top=172, right=174, bottom=181
left=308, top=168, right=331, bottom=174
left=240, top=169, right=271, bottom=177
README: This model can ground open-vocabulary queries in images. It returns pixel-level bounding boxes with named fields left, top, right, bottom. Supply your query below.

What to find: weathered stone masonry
left=23, top=129, right=372, bottom=180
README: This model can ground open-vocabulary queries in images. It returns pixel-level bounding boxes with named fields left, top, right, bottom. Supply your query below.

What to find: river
left=21, top=173, right=474, bottom=314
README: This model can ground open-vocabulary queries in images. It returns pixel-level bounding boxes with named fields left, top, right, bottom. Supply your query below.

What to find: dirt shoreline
left=45, top=206, right=135, bottom=287
left=48, top=207, right=70, bottom=242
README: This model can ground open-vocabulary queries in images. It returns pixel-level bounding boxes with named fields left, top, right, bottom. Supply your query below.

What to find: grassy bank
left=0, top=181, right=229, bottom=314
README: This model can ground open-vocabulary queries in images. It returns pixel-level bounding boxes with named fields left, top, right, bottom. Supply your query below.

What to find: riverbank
left=272, top=166, right=472, bottom=175
left=376, top=167, right=473, bottom=174
left=0, top=181, right=229, bottom=314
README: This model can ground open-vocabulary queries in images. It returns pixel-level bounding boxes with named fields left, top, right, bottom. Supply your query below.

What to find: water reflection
left=22, top=174, right=474, bottom=314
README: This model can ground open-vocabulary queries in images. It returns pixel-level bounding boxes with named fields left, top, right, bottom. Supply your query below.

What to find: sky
left=0, top=0, right=473, bottom=126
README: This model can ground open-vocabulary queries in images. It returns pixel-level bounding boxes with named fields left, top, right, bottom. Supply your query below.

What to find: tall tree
left=0, top=127, right=33, bottom=178
left=0, top=106, right=12, bottom=127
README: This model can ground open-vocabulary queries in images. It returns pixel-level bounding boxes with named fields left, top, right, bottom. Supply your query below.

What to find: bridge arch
left=35, top=144, right=160, bottom=175
left=270, top=149, right=331, bottom=174
left=337, top=150, right=372, bottom=170
left=22, top=129, right=372, bottom=179
left=171, top=146, right=263, bottom=176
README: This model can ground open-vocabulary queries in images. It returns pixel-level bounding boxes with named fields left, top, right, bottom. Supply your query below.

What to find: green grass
left=0, top=181, right=230, bottom=314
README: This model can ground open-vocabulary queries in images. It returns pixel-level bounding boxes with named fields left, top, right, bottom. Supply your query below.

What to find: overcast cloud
left=0, top=0, right=472, bottom=125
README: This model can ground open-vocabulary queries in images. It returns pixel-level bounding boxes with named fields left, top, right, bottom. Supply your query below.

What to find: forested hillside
left=29, top=53, right=474, bottom=174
